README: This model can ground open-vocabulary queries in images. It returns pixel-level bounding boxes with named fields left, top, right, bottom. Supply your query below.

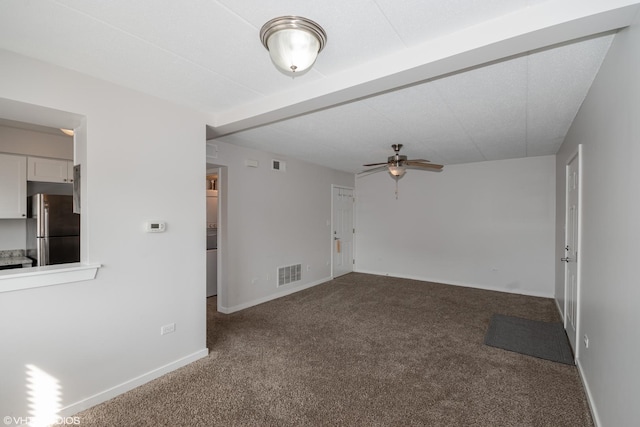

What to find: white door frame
left=563, top=144, right=582, bottom=359
left=331, top=185, right=355, bottom=278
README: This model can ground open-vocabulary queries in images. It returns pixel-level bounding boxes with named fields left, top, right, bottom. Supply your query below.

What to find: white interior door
left=564, top=150, right=580, bottom=355
left=332, top=186, right=354, bottom=278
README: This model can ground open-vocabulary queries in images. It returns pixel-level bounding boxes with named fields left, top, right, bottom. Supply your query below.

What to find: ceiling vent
left=278, top=264, right=301, bottom=287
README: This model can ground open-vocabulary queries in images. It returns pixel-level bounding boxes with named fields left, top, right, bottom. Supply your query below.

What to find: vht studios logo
left=3, top=415, right=81, bottom=425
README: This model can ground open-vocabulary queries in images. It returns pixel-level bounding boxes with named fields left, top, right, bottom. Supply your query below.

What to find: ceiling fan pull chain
left=395, top=179, right=399, bottom=199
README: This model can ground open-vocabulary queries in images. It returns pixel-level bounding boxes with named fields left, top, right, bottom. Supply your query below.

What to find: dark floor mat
left=484, top=314, right=574, bottom=365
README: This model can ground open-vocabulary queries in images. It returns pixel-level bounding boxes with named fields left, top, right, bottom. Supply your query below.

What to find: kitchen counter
left=0, top=250, right=34, bottom=268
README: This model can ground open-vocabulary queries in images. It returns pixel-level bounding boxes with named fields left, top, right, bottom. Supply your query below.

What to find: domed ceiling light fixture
left=260, top=16, right=327, bottom=77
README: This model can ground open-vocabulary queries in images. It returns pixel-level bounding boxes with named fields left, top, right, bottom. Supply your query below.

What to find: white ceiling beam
left=0, top=97, right=84, bottom=130
left=207, top=0, right=640, bottom=138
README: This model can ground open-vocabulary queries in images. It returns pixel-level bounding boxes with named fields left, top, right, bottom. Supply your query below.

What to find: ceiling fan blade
left=362, top=162, right=389, bottom=167
left=357, top=165, right=388, bottom=177
left=406, top=159, right=431, bottom=163
left=405, top=161, right=444, bottom=170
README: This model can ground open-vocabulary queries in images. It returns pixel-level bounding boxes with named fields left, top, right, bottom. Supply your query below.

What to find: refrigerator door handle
left=37, top=238, right=49, bottom=266
left=42, top=200, right=49, bottom=238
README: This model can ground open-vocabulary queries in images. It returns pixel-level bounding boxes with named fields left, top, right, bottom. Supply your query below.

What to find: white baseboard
left=219, top=276, right=332, bottom=314
left=220, top=271, right=553, bottom=314
left=354, top=269, right=554, bottom=299
left=576, top=358, right=601, bottom=427
left=554, top=296, right=564, bottom=319
left=59, top=348, right=209, bottom=417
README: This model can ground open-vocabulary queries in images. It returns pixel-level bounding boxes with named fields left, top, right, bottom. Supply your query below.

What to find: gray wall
left=356, top=155, right=556, bottom=297
left=555, top=17, right=640, bottom=426
left=206, top=141, right=354, bottom=312
left=0, top=50, right=208, bottom=417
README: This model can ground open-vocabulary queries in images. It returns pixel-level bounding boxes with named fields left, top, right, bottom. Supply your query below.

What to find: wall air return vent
left=272, top=159, right=286, bottom=172
left=278, top=264, right=301, bottom=287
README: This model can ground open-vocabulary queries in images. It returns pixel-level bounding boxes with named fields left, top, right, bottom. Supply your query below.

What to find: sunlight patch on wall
left=26, top=364, right=62, bottom=427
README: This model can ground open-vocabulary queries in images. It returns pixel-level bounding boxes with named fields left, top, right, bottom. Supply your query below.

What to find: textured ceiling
left=0, top=0, right=638, bottom=172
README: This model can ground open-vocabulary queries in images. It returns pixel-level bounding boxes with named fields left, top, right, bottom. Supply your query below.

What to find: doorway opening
left=205, top=163, right=226, bottom=313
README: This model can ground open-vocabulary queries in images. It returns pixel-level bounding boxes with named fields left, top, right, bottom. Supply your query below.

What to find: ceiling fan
left=358, top=144, right=444, bottom=198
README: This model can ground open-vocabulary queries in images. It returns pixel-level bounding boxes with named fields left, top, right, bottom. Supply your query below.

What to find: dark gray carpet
left=484, top=314, right=575, bottom=365
left=77, top=273, right=592, bottom=426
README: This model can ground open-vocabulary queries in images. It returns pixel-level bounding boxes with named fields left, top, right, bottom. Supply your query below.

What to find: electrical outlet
left=161, top=323, right=176, bottom=335
left=583, top=334, right=589, bottom=348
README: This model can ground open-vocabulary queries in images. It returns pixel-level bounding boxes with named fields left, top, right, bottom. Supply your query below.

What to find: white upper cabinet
left=0, top=153, right=27, bottom=218
left=27, top=157, right=74, bottom=183
left=68, top=161, right=75, bottom=184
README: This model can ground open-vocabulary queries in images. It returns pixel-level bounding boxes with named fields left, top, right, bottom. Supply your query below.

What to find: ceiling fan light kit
left=260, top=16, right=327, bottom=76
left=388, top=165, right=406, bottom=178
left=360, top=144, right=444, bottom=199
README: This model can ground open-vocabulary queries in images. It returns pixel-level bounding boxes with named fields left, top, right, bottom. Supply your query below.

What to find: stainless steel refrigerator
left=27, top=194, right=80, bottom=266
